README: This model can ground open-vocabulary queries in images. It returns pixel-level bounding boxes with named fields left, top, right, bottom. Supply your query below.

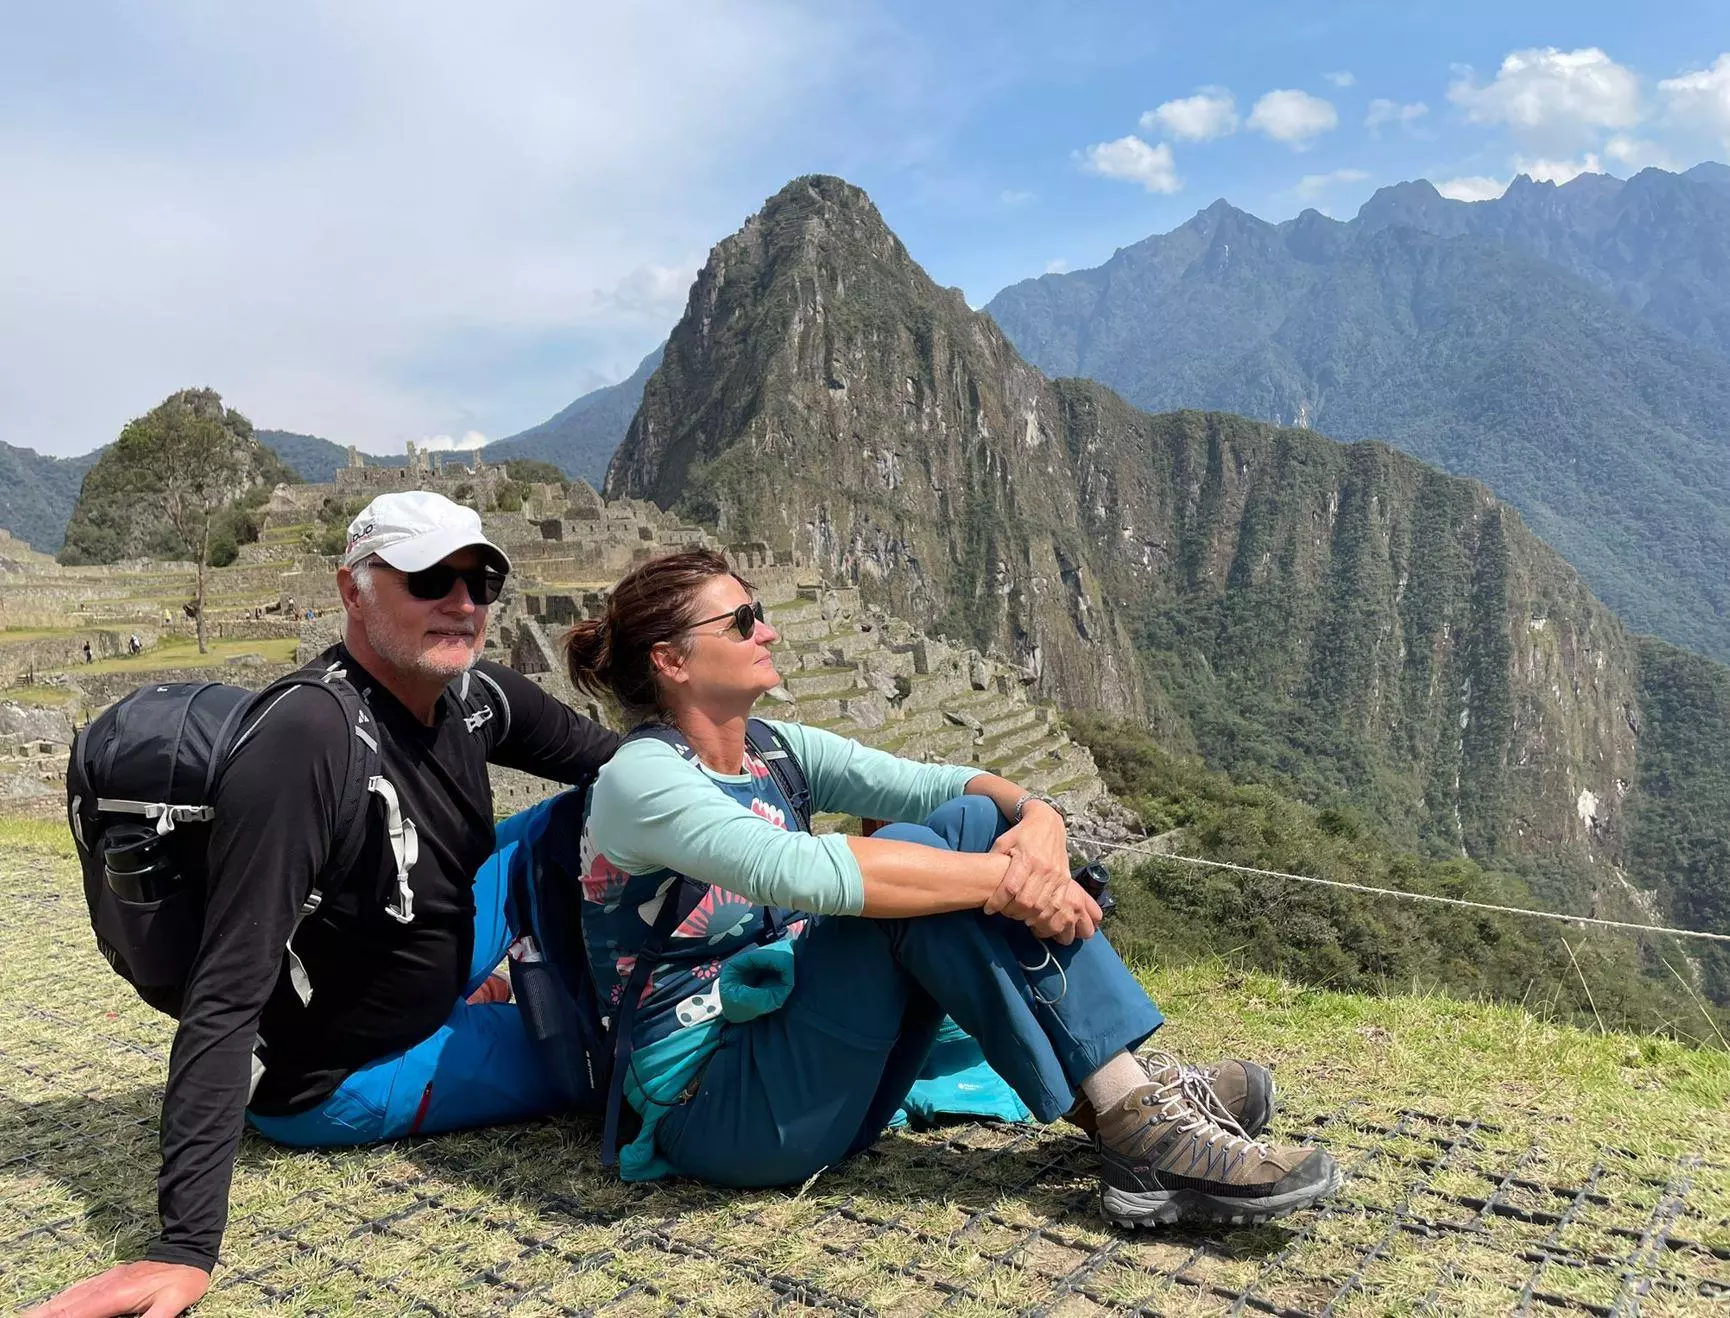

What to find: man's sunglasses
left=688, top=600, right=767, bottom=640
left=378, top=561, right=507, bottom=605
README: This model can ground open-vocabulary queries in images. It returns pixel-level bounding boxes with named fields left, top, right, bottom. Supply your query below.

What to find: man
left=33, top=492, right=619, bottom=1318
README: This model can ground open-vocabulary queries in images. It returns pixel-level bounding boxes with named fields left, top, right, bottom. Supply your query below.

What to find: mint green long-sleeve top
left=586, top=719, right=983, bottom=895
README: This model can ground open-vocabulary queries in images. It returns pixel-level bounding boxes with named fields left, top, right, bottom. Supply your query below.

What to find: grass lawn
left=260, top=523, right=314, bottom=544
left=0, top=684, right=76, bottom=708
left=2, top=818, right=1726, bottom=1316
left=43, top=635, right=301, bottom=678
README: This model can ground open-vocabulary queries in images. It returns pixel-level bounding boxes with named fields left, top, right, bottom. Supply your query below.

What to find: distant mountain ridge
left=1356, top=165, right=1730, bottom=357
left=485, top=344, right=662, bottom=485
left=252, top=350, right=663, bottom=491
left=0, top=442, right=100, bottom=553
left=985, top=165, right=1730, bottom=662
left=255, top=430, right=402, bottom=483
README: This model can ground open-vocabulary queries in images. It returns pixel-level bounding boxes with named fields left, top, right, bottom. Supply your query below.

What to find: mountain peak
left=606, top=174, right=1143, bottom=712
left=1684, top=160, right=1730, bottom=189
left=1355, top=178, right=1462, bottom=234
left=746, top=174, right=898, bottom=252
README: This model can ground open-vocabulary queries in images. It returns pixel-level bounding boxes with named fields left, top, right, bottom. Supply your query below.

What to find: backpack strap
left=455, top=665, right=513, bottom=740
left=625, top=719, right=812, bottom=833
left=747, top=718, right=812, bottom=833
left=228, top=663, right=417, bottom=1006
left=599, top=882, right=686, bottom=1168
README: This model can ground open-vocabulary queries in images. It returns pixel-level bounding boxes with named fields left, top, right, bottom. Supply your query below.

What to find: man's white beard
left=363, top=615, right=478, bottom=683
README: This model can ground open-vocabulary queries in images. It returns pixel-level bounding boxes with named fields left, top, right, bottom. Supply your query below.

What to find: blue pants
left=654, top=796, right=1165, bottom=1187
left=247, top=810, right=561, bottom=1147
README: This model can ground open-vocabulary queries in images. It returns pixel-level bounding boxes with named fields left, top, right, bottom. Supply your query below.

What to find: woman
left=564, top=549, right=1340, bottom=1228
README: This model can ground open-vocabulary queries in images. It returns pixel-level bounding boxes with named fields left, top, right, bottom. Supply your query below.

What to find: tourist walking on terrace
left=561, top=550, right=1341, bottom=1229
left=31, top=492, right=619, bottom=1318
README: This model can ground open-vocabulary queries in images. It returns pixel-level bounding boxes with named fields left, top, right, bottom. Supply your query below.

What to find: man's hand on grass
left=25, top=1260, right=210, bottom=1318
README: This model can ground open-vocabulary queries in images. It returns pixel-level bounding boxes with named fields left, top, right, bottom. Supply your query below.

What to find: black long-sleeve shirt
left=144, top=644, right=618, bottom=1271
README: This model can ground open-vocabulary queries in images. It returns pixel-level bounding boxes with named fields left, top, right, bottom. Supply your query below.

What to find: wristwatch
left=1012, top=791, right=1062, bottom=822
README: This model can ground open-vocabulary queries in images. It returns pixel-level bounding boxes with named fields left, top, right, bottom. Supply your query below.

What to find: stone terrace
left=489, top=576, right=1108, bottom=824
left=0, top=488, right=1111, bottom=829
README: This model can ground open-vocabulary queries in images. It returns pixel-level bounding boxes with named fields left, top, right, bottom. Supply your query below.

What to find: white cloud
left=1603, top=135, right=1679, bottom=171
left=594, top=262, right=700, bottom=323
left=1045, top=258, right=1070, bottom=274
left=0, top=2, right=857, bottom=456
left=1000, top=188, right=1034, bottom=205
left=1246, top=89, right=1339, bottom=149
left=1324, top=71, right=1355, bottom=88
left=1448, top=48, right=1641, bottom=150
left=1076, top=135, right=1182, bottom=192
left=1293, top=168, right=1370, bottom=201
left=1142, top=88, right=1238, bottom=142
left=418, top=431, right=490, bottom=452
left=1659, top=53, right=1730, bottom=145
left=1364, top=99, right=1429, bottom=131
left=1513, top=153, right=1604, bottom=185
left=1434, top=176, right=1509, bottom=202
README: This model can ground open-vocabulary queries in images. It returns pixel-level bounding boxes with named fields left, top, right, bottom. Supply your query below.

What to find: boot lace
left=1141, top=1051, right=1268, bottom=1156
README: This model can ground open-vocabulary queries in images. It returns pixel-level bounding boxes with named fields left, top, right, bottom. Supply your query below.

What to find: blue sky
left=4, top=1, right=1729, bottom=458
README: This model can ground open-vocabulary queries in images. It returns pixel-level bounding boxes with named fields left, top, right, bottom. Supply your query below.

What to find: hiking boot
left=1095, top=1072, right=1341, bottom=1229
left=1065, top=1053, right=1275, bottom=1139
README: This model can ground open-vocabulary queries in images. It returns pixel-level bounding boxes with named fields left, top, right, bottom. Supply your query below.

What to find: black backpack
left=65, top=661, right=506, bottom=1020
left=506, top=717, right=810, bottom=1165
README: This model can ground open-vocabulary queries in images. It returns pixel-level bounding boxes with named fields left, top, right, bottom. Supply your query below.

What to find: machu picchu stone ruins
left=0, top=449, right=1112, bottom=827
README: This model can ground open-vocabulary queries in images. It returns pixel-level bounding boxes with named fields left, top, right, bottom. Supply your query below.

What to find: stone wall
left=72, top=661, right=301, bottom=708
left=0, top=628, right=162, bottom=681
left=235, top=540, right=309, bottom=565
left=207, top=619, right=301, bottom=641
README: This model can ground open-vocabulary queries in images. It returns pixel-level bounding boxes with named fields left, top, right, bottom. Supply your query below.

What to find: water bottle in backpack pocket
left=89, top=823, right=206, bottom=1010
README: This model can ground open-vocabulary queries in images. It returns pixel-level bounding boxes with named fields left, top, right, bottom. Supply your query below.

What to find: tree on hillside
left=502, top=459, right=568, bottom=486
left=115, top=389, right=256, bottom=654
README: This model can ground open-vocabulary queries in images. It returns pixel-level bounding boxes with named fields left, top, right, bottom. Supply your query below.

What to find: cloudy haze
left=4, top=2, right=1728, bottom=457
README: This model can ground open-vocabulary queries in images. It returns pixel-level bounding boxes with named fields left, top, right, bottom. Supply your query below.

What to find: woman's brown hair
left=564, top=548, right=752, bottom=721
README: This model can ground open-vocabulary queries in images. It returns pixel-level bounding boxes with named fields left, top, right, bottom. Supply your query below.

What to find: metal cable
left=1068, top=833, right=1730, bottom=944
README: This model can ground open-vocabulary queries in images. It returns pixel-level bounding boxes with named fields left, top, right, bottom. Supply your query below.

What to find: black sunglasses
left=688, top=600, right=767, bottom=640
left=379, top=561, right=507, bottom=605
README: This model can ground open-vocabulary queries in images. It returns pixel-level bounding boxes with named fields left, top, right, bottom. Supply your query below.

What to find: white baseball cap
left=343, top=491, right=512, bottom=574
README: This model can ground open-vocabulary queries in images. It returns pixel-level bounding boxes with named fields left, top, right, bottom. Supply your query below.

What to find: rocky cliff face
left=605, top=176, right=1673, bottom=873
left=610, top=175, right=1147, bottom=717
left=1044, top=386, right=1640, bottom=864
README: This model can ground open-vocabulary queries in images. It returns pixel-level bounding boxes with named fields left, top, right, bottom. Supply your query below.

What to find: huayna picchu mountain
left=608, top=175, right=1730, bottom=999
left=985, top=167, right=1730, bottom=665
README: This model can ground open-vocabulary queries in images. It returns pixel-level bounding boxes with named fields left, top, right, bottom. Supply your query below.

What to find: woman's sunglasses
left=688, top=600, right=767, bottom=641
left=379, top=561, right=508, bottom=606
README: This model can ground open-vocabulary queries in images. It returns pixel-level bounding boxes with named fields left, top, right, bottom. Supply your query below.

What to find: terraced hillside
left=0, top=493, right=1113, bottom=826
left=493, top=578, right=1109, bottom=822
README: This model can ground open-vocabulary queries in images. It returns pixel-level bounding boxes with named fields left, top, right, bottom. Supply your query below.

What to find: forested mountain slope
left=0, top=442, right=99, bottom=554
left=985, top=174, right=1730, bottom=661
left=487, top=343, right=663, bottom=485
